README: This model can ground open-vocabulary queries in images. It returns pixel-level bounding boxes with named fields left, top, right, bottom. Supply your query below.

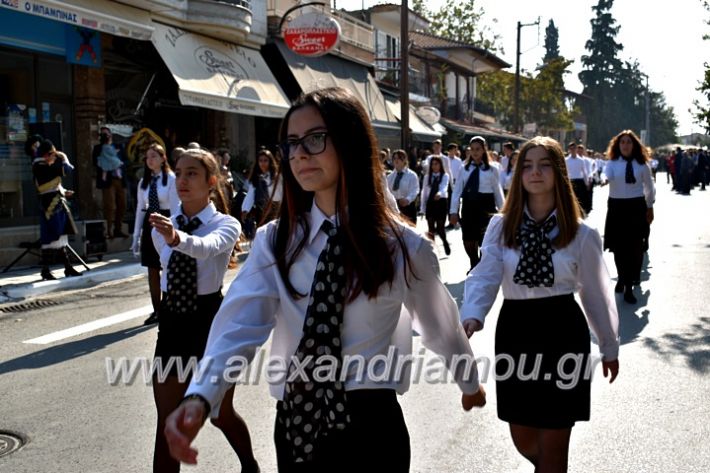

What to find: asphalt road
left=1, top=173, right=708, bottom=472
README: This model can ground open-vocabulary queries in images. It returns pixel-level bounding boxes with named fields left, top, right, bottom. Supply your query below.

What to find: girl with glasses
left=164, top=87, right=486, bottom=472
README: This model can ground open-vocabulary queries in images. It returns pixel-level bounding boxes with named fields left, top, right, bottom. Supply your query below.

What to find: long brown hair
left=248, top=147, right=278, bottom=186
left=141, top=143, right=172, bottom=189
left=464, top=136, right=491, bottom=171
left=501, top=136, right=581, bottom=249
left=176, top=149, right=230, bottom=215
left=605, top=129, right=649, bottom=164
left=275, top=87, right=412, bottom=301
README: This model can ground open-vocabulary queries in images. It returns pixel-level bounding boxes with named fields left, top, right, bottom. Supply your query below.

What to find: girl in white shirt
left=449, top=136, right=504, bottom=271
left=149, top=149, right=258, bottom=473
left=420, top=155, right=451, bottom=255
left=501, top=149, right=518, bottom=196
left=600, top=130, right=655, bottom=304
left=132, top=144, right=180, bottom=325
left=164, top=87, right=486, bottom=471
left=241, top=148, right=283, bottom=236
left=461, top=136, right=619, bottom=473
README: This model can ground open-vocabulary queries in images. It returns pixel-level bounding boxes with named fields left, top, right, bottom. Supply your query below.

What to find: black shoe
left=144, top=312, right=159, bottom=325
left=443, top=240, right=451, bottom=255
left=614, top=281, right=624, bottom=293
left=41, top=268, right=56, bottom=281
left=445, top=224, right=455, bottom=230
left=623, top=288, right=637, bottom=304
left=64, top=266, right=82, bottom=277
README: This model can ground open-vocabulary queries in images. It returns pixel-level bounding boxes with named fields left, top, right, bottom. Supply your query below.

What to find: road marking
left=23, top=305, right=153, bottom=345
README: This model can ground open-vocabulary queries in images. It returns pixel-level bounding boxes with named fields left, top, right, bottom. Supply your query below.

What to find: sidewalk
left=0, top=251, right=145, bottom=303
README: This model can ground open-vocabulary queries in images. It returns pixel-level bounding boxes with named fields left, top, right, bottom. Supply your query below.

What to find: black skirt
left=460, top=193, right=496, bottom=244
left=140, top=209, right=169, bottom=268
left=154, top=290, right=223, bottom=377
left=495, top=294, right=591, bottom=429
left=603, top=197, right=647, bottom=252
left=424, top=197, right=448, bottom=221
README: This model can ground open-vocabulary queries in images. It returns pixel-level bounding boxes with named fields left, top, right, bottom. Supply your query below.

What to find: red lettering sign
left=284, top=12, right=340, bottom=57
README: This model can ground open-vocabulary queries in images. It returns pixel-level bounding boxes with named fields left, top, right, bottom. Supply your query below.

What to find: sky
left=336, top=0, right=710, bottom=136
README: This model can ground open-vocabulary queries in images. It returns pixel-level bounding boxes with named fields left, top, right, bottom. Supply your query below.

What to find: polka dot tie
left=147, top=175, right=160, bottom=214
left=279, top=220, right=349, bottom=463
left=513, top=213, right=557, bottom=288
left=164, top=215, right=202, bottom=314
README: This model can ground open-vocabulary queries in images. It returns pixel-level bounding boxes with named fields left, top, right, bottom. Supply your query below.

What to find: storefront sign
left=284, top=12, right=340, bottom=57
left=416, top=106, right=441, bottom=126
left=0, top=0, right=152, bottom=40
left=66, top=26, right=102, bottom=67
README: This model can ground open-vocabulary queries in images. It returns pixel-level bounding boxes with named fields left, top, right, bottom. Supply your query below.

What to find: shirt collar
left=178, top=201, right=216, bottom=225
left=523, top=205, right=557, bottom=226
left=307, top=199, right=337, bottom=244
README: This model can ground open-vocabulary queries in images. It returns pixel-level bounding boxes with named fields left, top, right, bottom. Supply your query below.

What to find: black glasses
left=282, top=132, right=328, bottom=160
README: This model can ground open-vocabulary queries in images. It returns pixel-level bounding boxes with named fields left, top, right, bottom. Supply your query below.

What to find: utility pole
left=514, top=18, right=540, bottom=134
left=400, top=0, right=409, bottom=151
left=645, top=75, right=651, bottom=146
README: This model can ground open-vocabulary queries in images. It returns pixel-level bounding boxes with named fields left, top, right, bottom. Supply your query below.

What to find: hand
left=462, top=319, right=483, bottom=338
left=131, top=238, right=140, bottom=257
left=461, top=384, right=486, bottom=410
left=397, top=198, right=409, bottom=207
left=164, top=400, right=206, bottom=465
left=64, top=190, right=74, bottom=198
left=149, top=213, right=177, bottom=244
left=602, top=358, right=619, bottom=384
left=434, top=194, right=440, bottom=201
left=449, top=214, right=459, bottom=225
left=646, top=208, right=654, bottom=225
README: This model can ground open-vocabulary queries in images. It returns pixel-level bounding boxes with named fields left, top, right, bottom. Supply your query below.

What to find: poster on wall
left=66, top=26, right=102, bottom=67
left=7, top=104, right=27, bottom=143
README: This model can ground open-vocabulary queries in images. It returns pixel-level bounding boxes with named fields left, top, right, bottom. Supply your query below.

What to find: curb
left=1, top=263, right=145, bottom=302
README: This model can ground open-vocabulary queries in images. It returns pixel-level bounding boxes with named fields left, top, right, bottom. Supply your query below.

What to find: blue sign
left=66, top=26, right=101, bottom=67
left=0, top=6, right=65, bottom=55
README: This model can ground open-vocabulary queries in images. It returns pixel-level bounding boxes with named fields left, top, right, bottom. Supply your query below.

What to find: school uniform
left=132, top=171, right=180, bottom=268
left=386, top=167, right=420, bottom=223
left=461, top=213, right=619, bottom=429
left=450, top=162, right=504, bottom=245
left=566, top=155, right=590, bottom=214
left=151, top=202, right=240, bottom=375
left=185, top=200, right=480, bottom=471
left=601, top=158, right=655, bottom=286
left=242, top=173, right=283, bottom=221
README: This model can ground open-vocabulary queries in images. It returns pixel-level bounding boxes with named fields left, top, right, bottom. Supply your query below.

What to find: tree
left=427, top=0, right=503, bottom=53
left=694, top=0, right=710, bottom=132
left=527, top=57, right=575, bottom=134
left=411, top=0, right=428, bottom=17
left=543, top=20, right=560, bottom=63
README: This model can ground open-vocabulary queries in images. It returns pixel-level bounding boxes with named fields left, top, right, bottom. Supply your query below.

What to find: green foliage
left=427, top=0, right=503, bottom=53
left=411, top=0, right=428, bottom=17
left=543, top=20, right=560, bottom=63
left=694, top=0, right=710, bottom=132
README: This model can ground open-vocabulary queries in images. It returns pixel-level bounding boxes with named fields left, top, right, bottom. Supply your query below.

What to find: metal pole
left=400, top=0, right=409, bottom=151
left=645, top=75, right=651, bottom=146
left=514, top=21, right=521, bottom=134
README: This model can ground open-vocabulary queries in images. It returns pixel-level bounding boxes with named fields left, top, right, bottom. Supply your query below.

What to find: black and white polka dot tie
left=164, top=215, right=202, bottom=314
left=280, top=220, right=349, bottom=463
left=147, top=175, right=160, bottom=214
left=513, top=214, right=557, bottom=288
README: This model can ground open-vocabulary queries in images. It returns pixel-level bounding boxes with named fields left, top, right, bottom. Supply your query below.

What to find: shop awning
left=384, top=97, right=441, bottom=142
left=0, top=0, right=153, bottom=40
left=274, top=42, right=398, bottom=129
left=152, top=23, right=290, bottom=118
left=440, top=118, right=526, bottom=143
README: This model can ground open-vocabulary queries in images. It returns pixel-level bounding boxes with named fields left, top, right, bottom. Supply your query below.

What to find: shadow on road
left=641, top=316, right=710, bottom=374
left=0, top=324, right=153, bottom=375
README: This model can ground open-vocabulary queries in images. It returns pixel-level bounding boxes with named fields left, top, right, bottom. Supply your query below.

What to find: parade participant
left=600, top=130, right=655, bottom=304
left=420, top=155, right=451, bottom=255
left=148, top=148, right=258, bottom=473
left=461, top=136, right=620, bottom=473
left=501, top=150, right=519, bottom=197
left=33, top=140, right=82, bottom=280
left=449, top=136, right=504, bottom=271
left=164, top=87, right=486, bottom=472
left=423, top=139, right=452, bottom=178
left=241, top=148, right=282, bottom=231
left=132, top=144, right=180, bottom=326
left=578, top=144, right=595, bottom=214
left=565, top=142, right=589, bottom=216
left=386, top=149, right=420, bottom=224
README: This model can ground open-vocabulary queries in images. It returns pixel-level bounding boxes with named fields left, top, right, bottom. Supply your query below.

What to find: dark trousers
left=398, top=202, right=417, bottom=225
left=613, top=240, right=645, bottom=286
left=275, top=389, right=410, bottom=473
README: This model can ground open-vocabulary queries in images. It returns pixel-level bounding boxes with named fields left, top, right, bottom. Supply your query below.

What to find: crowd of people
left=28, top=85, right=687, bottom=472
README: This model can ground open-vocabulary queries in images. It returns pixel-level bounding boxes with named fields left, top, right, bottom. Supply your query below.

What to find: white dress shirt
left=460, top=213, right=620, bottom=360
left=450, top=162, right=504, bottom=214
left=133, top=172, right=180, bottom=243
left=186, top=200, right=481, bottom=417
left=500, top=168, right=515, bottom=191
left=242, top=174, right=283, bottom=212
left=583, top=157, right=596, bottom=184
left=565, top=155, right=589, bottom=181
left=601, top=158, right=656, bottom=208
left=449, top=156, right=463, bottom=185
left=386, top=167, right=420, bottom=204
left=152, top=202, right=241, bottom=294
left=420, top=172, right=450, bottom=213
